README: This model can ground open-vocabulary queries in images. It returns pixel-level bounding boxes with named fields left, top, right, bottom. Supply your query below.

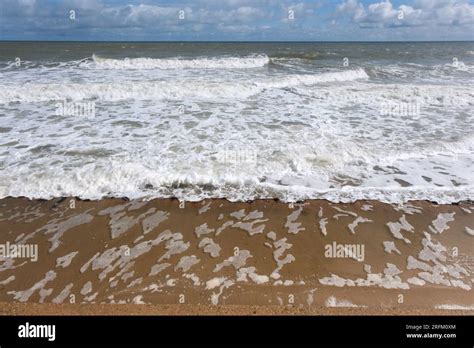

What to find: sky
left=0, top=0, right=474, bottom=41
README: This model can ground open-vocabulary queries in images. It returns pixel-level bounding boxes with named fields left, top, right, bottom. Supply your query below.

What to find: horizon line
left=1, top=39, right=473, bottom=43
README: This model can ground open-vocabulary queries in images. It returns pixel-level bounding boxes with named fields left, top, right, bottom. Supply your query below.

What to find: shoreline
left=0, top=197, right=473, bottom=315
left=1, top=302, right=472, bottom=316
left=2, top=195, right=474, bottom=205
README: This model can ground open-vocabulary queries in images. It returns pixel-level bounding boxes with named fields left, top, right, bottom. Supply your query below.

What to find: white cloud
left=337, top=0, right=365, bottom=21
left=120, top=4, right=180, bottom=26
left=337, top=0, right=474, bottom=27
left=1, top=0, right=473, bottom=40
left=65, top=0, right=103, bottom=10
left=18, top=0, right=35, bottom=6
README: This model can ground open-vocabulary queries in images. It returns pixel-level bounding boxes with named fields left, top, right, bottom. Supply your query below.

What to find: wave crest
left=0, top=69, right=369, bottom=103
left=86, top=54, right=270, bottom=69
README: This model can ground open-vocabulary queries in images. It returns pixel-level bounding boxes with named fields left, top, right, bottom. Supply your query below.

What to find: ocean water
left=0, top=41, right=473, bottom=202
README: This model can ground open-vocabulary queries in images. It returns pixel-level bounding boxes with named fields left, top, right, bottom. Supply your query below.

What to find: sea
left=0, top=41, right=473, bottom=202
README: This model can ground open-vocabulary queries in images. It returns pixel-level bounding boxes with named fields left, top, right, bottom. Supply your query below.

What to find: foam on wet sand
left=0, top=198, right=473, bottom=315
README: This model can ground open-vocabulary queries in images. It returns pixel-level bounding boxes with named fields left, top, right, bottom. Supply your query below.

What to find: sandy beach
left=0, top=198, right=473, bottom=315
left=1, top=4, right=474, bottom=346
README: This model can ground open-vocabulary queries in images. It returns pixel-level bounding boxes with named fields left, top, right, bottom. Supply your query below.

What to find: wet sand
left=0, top=198, right=473, bottom=315
left=1, top=302, right=472, bottom=315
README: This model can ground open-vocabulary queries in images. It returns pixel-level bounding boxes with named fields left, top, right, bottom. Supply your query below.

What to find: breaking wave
left=86, top=54, right=270, bottom=69
left=0, top=69, right=369, bottom=103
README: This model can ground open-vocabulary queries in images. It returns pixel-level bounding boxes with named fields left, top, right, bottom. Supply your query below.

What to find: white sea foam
left=325, top=296, right=360, bottom=308
left=1, top=48, right=473, bottom=203
left=0, top=81, right=261, bottom=103
left=0, top=69, right=369, bottom=103
left=88, top=54, right=270, bottom=69
left=1, top=162, right=473, bottom=202
left=435, top=304, right=474, bottom=310
left=259, top=68, right=369, bottom=89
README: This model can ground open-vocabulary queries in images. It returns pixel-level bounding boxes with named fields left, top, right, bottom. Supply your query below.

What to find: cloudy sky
left=1, top=0, right=473, bottom=41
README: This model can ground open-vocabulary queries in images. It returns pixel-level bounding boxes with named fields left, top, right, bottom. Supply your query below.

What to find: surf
left=87, top=53, right=270, bottom=69
left=0, top=68, right=370, bottom=103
